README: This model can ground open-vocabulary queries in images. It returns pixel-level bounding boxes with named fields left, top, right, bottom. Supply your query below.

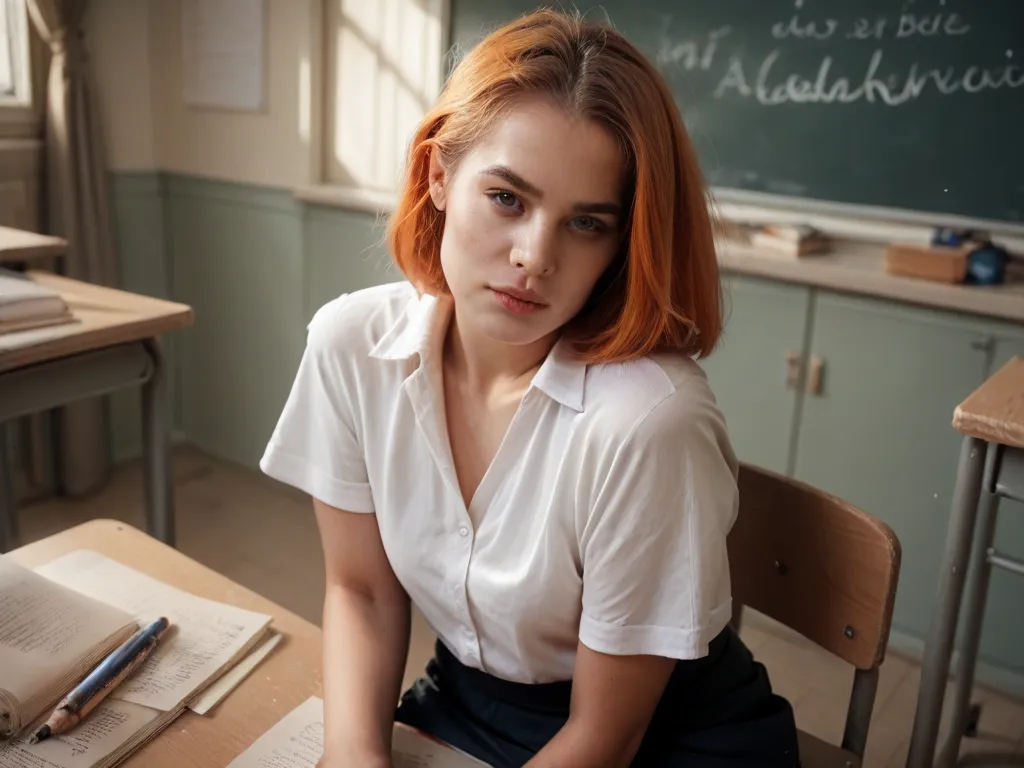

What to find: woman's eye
left=489, top=190, right=521, bottom=210
left=573, top=216, right=603, bottom=233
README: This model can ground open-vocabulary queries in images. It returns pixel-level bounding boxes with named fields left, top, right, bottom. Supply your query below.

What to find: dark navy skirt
left=395, top=626, right=801, bottom=767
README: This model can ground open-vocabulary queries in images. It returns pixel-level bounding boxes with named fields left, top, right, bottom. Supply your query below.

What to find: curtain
left=26, top=0, right=118, bottom=497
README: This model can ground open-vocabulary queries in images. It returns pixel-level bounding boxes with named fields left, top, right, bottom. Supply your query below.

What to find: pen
left=29, top=616, right=172, bottom=744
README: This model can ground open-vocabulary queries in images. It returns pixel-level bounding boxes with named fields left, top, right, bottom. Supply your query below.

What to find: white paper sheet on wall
left=181, top=0, right=265, bottom=111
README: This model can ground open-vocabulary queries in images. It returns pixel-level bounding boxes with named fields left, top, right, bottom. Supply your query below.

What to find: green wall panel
left=165, top=175, right=305, bottom=468
left=108, top=172, right=174, bottom=463
left=302, top=205, right=397, bottom=322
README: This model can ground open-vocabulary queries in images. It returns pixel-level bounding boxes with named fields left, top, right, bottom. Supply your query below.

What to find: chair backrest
left=728, top=463, right=901, bottom=671
left=728, top=464, right=902, bottom=760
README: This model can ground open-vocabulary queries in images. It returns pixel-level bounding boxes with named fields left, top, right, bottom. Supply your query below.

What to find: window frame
left=0, top=0, right=44, bottom=140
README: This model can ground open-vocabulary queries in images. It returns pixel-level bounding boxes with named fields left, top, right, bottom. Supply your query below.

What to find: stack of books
left=0, top=267, right=75, bottom=335
left=0, top=551, right=278, bottom=768
left=749, top=224, right=831, bottom=258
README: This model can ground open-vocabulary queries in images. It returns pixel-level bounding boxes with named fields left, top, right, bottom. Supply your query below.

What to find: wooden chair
left=729, top=463, right=902, bottom=768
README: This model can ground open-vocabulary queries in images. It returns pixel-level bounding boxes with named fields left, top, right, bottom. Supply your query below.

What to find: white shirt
left=260, top=281, right=739, bottom=684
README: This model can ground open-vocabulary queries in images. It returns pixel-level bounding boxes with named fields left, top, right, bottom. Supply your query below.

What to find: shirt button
left=458, top=526, right=469, bottom=537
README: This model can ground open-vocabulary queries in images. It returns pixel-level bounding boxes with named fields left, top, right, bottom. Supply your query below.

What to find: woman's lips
left=492, top=288, right=544, bottom=315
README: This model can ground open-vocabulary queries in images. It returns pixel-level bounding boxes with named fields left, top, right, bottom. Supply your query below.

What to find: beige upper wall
left=87, top=0, right=157, bottom=170
left=89, top=0, right=316, bottom=188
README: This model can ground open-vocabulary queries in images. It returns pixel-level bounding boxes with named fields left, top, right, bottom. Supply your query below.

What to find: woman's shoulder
left=580, top=352, right=728, bottom=448
left=306, top=280, right=419, bottom=358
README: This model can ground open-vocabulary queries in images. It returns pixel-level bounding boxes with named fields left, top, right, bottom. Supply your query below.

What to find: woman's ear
left=427, top=147, right=447, bottom=211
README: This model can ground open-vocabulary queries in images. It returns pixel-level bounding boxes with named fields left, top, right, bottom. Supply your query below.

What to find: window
left=298, top=0, right=447, bottom=212
left=0, top=0, right=31, bottom=107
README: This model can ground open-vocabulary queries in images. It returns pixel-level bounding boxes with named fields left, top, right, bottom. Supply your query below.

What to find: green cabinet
left=790, top=292, right=993, bottom=653
left=699, top=275, right=810, bottom=474
left=707, top=277, right=1024, bottom=689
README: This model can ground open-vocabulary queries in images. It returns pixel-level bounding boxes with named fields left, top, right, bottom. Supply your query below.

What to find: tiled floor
left=12, top=446, right=1024, bottom=766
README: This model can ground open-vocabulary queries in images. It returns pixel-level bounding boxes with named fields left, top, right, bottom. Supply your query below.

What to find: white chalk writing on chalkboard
left=714, top=49, right=1024, bottom=106
left=657, top=24, right=732, bottom=71
left=772, top=14, right=838, bottom=41
left=656, top=2, right=1019, bottom=108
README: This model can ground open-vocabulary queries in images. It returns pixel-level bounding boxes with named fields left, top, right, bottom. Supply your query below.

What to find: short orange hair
left=386, top=9, right=722, bottom=362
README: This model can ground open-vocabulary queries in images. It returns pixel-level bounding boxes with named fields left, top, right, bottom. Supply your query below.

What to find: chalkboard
left=448, top=1, right=1024, bottom=225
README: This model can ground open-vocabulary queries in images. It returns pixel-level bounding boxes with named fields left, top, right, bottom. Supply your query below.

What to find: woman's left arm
left=524, top=644, right=676, bottom=768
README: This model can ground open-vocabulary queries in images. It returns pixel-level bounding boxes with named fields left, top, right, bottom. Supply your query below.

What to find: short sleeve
left=578, top=387, right=739, bottom=660
left=259, top=299, right=374, bottom=513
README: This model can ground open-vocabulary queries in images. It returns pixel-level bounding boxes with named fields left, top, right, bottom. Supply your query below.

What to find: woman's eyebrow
left=480, top=164, right=620, bottom=215
left=480, top=165, right=542, bottom=197
left=573, top=201, right=620, bottom=216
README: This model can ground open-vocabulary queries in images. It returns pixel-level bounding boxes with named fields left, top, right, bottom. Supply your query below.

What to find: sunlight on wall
left=326, top=0, right=444, bottom=193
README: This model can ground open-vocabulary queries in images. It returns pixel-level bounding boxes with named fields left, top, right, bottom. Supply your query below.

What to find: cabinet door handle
left=785, top=350, right=802, bottom=390
left=807, top=355, right=825, bottom=395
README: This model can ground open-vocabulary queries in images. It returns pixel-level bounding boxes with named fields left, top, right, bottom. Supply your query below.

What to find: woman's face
left=429, top=96, right=626, bottom=348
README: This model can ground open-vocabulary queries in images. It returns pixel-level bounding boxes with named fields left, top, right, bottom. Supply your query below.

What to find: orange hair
left=386, top=9, right=722, bottom=362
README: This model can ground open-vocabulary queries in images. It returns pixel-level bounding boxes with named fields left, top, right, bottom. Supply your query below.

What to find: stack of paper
left=0, top=550, right=277, bottom=768
left=0, top=268, right=74, bottom=335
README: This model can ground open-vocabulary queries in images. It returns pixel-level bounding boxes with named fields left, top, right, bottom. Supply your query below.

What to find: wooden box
left=884, top=243, right=970, bottom=284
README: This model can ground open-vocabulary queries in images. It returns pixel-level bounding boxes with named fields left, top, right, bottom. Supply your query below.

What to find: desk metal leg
left=0, top=423, right=16, bottom=553
left=938, top=446, right=1001, bottom=768
left=907, top=436, right=987, bottom=768
left=141, top=339, right=175, bottom=547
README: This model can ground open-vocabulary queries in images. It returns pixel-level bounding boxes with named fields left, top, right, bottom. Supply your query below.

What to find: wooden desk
left=0, top=226, right=68, bottom=264
left=0, top=272, right=194, bottom=552
left=907, top=356, right=1024, bottom=768
left=7, top=519, right=323, bottom=768
left=952, top=357, right=1024, bottom=450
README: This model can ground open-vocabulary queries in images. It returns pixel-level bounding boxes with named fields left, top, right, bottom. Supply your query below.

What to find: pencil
left=29, top=617, right=171, bottom=744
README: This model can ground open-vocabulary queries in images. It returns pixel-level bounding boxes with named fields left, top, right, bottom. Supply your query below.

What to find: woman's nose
left=511, top=224, right=556, bottom=276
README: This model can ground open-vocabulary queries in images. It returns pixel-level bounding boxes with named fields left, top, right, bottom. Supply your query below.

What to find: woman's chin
left=473, top=313, right=559, bottom=348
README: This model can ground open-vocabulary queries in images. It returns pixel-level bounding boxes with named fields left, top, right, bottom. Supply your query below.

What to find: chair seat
left=798, top=729, right=862, bottom=768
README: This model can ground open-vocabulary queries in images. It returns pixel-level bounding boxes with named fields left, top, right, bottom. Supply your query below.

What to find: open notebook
left=0, top=557, right=139, bottom=742
left=0, top=551, right=274, bottom=768
left=0, top=267, right=74, bottom=334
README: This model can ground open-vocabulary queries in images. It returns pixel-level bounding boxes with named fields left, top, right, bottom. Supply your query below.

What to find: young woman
left=261, top=9, right=800, bottom=768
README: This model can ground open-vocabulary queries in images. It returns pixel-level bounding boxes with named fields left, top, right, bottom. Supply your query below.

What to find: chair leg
left=842, top=667, right=878, bottom=758
left=730, top=602, right=743, bottom=633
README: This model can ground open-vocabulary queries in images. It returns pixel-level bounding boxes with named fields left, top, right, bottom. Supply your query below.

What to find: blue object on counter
left=932, top=227, right=978, bottom=247
left=965, top=242, right=1008, bottom=285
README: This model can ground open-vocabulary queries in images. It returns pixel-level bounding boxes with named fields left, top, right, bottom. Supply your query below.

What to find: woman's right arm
left=313, top=497, right=411, bottom=768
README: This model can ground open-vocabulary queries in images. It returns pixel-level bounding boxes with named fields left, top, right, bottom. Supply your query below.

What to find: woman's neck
left=443, top=306, right=556, bottom=398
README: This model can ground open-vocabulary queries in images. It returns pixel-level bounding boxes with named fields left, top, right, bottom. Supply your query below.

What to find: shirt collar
left=368, top=290, right=449, bottom=363
left=369, top=288, right=587, bottom=412
left=531, top=337, right=586, bottom=412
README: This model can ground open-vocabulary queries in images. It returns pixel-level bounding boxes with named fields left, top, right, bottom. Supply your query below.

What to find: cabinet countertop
left=718, top=239, right=1024, bottom=325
